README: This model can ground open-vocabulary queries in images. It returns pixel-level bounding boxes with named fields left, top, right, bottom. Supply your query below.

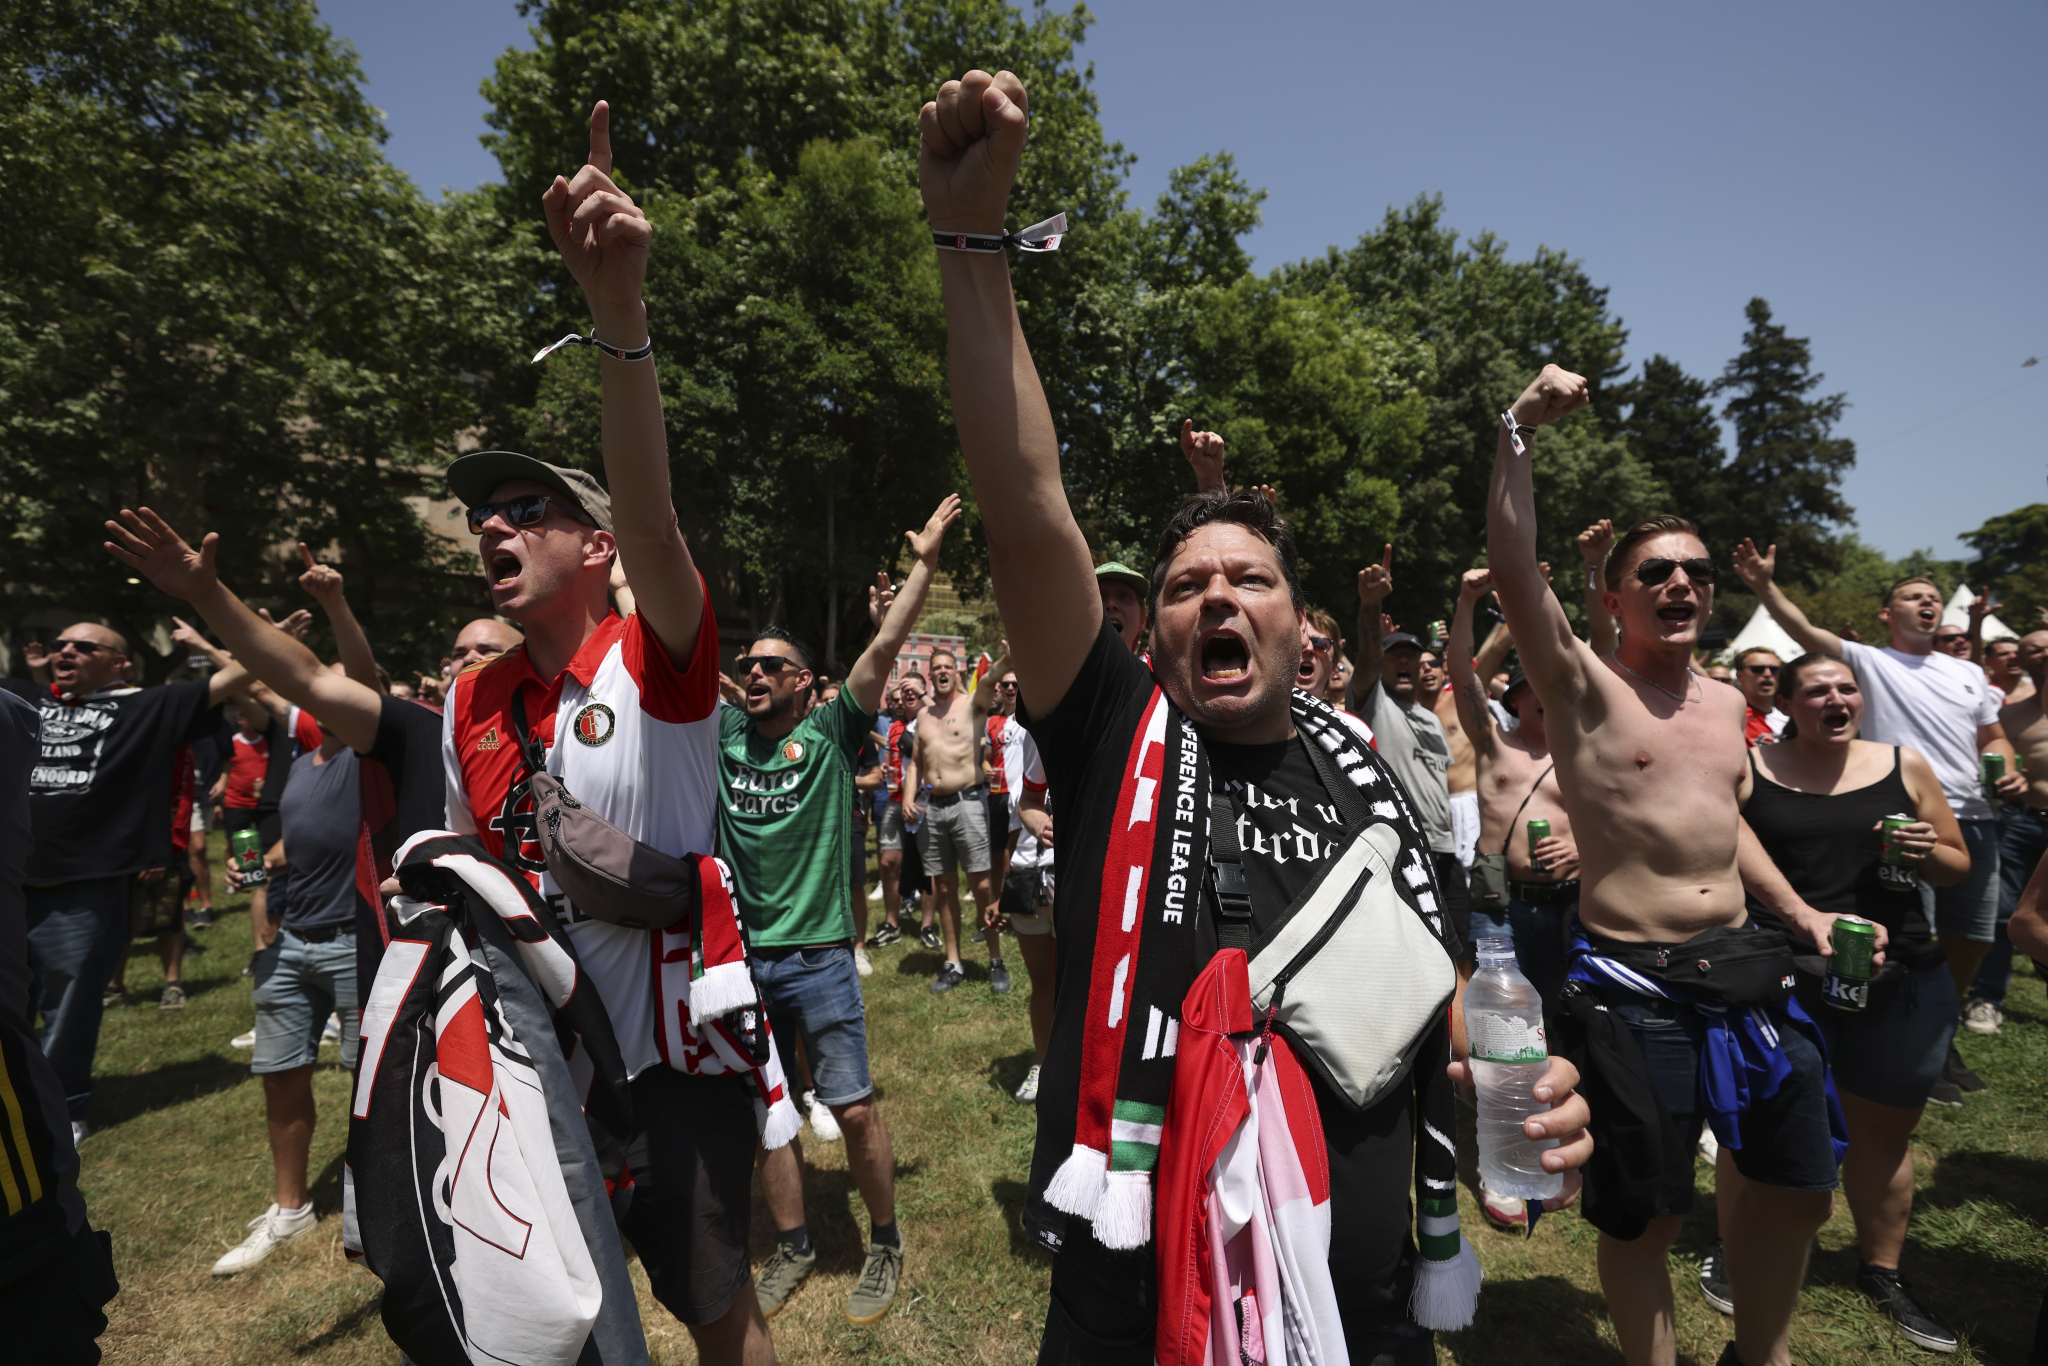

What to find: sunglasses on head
left=1307, top=635, right=1335, bottom=653
left=51, top=638, right=120, bottom=657
left=735, top=655, right=797, bottom=676
left=1634, top=557, right=1718, bottom=586
left=465, top=493, right=593, bottom=535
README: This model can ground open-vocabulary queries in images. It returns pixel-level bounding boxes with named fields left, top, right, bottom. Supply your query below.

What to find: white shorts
left=190, top=803, right=212, bottom=835
left=1450, top=790, right=1480, bottom=869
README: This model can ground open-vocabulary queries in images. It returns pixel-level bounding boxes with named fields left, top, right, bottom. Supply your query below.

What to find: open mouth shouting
left=1200, top=628, right=1251, bottom=685
left=1818, top=704, right=1853, bottom=737
left=1656, top=601, right=1696, bottom=629
left=487, top=546, right=523, bottom=595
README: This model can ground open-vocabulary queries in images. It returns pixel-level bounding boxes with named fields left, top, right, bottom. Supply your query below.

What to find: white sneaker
left=1014, top=1063, right=1041, bottom=1104
left=804, top=1090, right=843, bottom=1142
left=854, top=947, right=873, bottom=978
left=868, top=884, right=884, bottom=902
left=70, top=1119, right=90, bottom=1148
left=1698, top=1126, right=1721, bottom=1163
left=320, top=1013, right=341, bottom=1044
left=211, top=1202, right=317, bottom=1275
left=231, top=1028, right=256, bottom=1049
left=1961, top=997, right=2003, bottom=1036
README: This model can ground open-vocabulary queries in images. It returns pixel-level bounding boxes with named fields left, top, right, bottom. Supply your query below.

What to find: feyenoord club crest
left=572, top=701, right=616, bottom=747
left=781, top=739, right=804, bottom=762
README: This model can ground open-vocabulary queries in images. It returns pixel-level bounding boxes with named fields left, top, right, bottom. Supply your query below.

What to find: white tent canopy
left=1718, top=602, right=1806, bottom=665
left=1942, top=584, right=2020, bottom=642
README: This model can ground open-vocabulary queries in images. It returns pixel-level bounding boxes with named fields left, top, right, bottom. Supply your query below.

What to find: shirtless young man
left=901, top=648, right=1005, bottom=994
left=1435, top=613, right=1513, bottom=871
left=1965, top=628, right=2048, bottom=1033
left=1490, top=367, right=1848, bottom=1366
left=1449, top=570, right=1579, bottom=1008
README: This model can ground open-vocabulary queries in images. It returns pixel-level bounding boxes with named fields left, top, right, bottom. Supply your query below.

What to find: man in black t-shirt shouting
left=1, top=622, right=248, bottom=1145
left=915, top=69, right=1594, bottom=1363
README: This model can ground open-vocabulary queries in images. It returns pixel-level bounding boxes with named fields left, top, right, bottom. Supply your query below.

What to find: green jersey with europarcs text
left=716, top=690, right=873, bottom=949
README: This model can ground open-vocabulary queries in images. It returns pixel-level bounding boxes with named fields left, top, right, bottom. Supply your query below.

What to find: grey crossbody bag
left=1467, top=762, right=1554, bottom=914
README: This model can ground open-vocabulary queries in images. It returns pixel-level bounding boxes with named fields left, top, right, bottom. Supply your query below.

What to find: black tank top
left=1743, top=746, right=1941, bottom=967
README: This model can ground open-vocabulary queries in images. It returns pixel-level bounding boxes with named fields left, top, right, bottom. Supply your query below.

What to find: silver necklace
left=1610, top=653, right=1702, bottom=705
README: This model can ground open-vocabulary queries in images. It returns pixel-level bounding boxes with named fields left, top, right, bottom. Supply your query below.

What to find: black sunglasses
left=466, top=493, right=593, bottom=535
left=997, top=680, right=1018, bottom=690
left=51, top=638, right=121, bottom=657
left=1308, top=635, right=1335, bottom=653
left=735, top=655, right=797, bottom=675
left=1741, top=664, right=1781, bottom=676
left=1634, top=557, right=1719, bottom=586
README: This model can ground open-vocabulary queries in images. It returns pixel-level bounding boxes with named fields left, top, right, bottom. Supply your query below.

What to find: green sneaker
left=846, top=1239, right=904, bottom=1325
left=754, top=1241, right=816, bottom=1318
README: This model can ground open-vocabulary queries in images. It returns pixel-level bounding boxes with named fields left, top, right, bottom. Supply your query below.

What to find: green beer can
left=229, top=826, right=268, bottom=886
left=1823, top=915, right=1878, bottom=1013
left=1876, top=814, right=1917, bottom=892
left=1527, top=818, right=1552, bottom=874
left=1984, top=753, right=2006, bottom=785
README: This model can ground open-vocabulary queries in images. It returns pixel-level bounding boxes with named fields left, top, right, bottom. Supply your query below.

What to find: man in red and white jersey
left=437, top=102, right=770, bottom=1365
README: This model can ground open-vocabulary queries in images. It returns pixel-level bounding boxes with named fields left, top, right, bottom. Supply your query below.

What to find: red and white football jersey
left=441, top=605, right=721, bottom=1079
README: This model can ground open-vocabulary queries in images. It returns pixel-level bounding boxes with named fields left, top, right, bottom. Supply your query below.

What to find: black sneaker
left=1698, top=1238, right=1734, bottom=1315
left=866, top=923, right=902, bottom=950
left=918, top=926, right=942, bottom=952
left=1942, top=1043, right=1988, bottom=1094
left=929, top=961, right=965, bottom=994
left=187, top=907, right=216, bottom=929
left=1925, top=1077, right=1965, bottom=1108
left=1857, top=1264, right=1959, bottom=1353
left=1714, top=1344, right=1743, bottom=1366
left=989, top=962, right=1012, bottom=995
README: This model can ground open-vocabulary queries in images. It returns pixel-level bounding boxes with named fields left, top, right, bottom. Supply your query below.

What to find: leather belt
left=288, top=923, right=350, bottom=943
left=928, top=783, right=989, bottom=809
left=1509, top=877, right=1582, bottom=905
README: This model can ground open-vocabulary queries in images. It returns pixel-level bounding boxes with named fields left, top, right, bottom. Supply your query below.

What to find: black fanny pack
left=1578, top=922, right=1798, bottom=1010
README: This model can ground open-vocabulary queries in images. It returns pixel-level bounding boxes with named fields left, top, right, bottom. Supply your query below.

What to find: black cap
left=1381, top=631, right=1424, bottom=652
left=445, top=451, right=613, bottom=533
left=1503, top=666, right=1532, bottom=702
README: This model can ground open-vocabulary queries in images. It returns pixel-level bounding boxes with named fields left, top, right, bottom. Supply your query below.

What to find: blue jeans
left=1468, top=894, right=1575, bottom=1012
left=25, top=876, right=132, bottom=1120
left=1923, top=817, right=2002, bottom=943
left=1971, top=806, right=2048, bottom=1006
left=751, top=943, right=873, bottom=1106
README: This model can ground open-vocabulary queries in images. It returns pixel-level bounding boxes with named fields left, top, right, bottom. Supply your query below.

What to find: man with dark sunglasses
left=722, top=496, right=960, bottom=1327
left=1932, top=625, right=1971, bottom=658
left=0, top=623, right=250, bottom=1146
left=1733, top=648, right=1787, bottom=746
left=1492, top=371, right=1850, bottom=1366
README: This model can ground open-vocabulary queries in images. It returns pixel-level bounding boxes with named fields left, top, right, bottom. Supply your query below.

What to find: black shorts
left=619, top=1069, right=759, bottom=1325
left=1603, top=990, right=1840, bottom=1216
left=987, top=790, right=1010, bottom=841
left=1431, top=851, right=1471, bottom=955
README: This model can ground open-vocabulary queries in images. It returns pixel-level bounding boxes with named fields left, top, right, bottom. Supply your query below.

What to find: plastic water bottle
left=1465, top=937, right=1563, bottom=1202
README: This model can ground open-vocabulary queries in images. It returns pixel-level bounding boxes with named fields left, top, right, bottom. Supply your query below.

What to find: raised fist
left=1180, top=419, right=1226, bottom=492
left=1577, top=519, right=1614, bottom=566
left=918, top=70, right=1030, bottom=235
left=1459, top=568, right=1494, bottom=604
left=1509, top=365, right=1591, bottom=427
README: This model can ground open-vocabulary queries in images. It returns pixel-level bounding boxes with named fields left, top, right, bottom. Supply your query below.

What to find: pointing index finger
left=589, top=100, right=613, bottom=176
left=299, top=542, right=316, bottom=570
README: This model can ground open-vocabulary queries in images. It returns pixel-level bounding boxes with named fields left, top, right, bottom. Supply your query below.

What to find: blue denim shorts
left=751, top=943, right=873, bottom=1107
left=251, top=929, right=359, bottom=1073
left=1603, top=991, right=1839, bottom=1205
left=1924, top=817, right=2002, bottom=943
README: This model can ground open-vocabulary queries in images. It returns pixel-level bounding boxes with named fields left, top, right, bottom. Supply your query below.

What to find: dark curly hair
left=1148, top=489, right=1304, bottom=615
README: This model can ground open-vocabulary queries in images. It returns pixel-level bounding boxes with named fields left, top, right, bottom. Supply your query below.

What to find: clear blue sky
left=318, top=0, right=2046, bottom=565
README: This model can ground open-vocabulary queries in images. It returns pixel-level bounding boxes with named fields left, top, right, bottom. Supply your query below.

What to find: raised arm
left=295, top=544, right=381, bottom=692
left=1447, top=570, right=1500, bottom=756
left=169, top=617, right=253, bottom=706
left=104, top=510, right=385, bottom=753
left=1348, top=544, right=1393, bottom=719
left=1485, top=367, right=1598, bottom=704
left=1966, top=593, right=1995, bottom=664
left=1474, top=618, right=1515, bottom=686
left=971, top=638, right=1013, bottom=715
left=1730, top=539, right=1843, bottom=658
left=542, top=101, right=704, bottom=669
left=848, top=496, right=963, bottom=715
left=1576, top=519, right=1619, bottom=656
left=1180, top=420, right=1227, bottom=493
left=919, top=70, right=1096, bottom=715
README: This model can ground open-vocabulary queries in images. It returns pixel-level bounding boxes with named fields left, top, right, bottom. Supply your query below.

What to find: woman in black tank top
left=1737, top=654, right=1969, bottom=1347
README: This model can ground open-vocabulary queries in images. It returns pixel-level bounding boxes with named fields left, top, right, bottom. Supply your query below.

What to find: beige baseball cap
left=446, top=451, right=613, bottom=533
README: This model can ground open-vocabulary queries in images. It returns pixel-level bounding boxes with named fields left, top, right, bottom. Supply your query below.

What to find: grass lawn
left=77, top=837, right=2048, bottom=1363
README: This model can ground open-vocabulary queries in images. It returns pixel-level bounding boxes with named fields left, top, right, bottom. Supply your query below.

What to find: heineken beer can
left=1984, top=753, right=2006, bottom=786
left=1823, top=915, right=1878, bottom=1013
left=229, top=827, right=267, bottom=886
left=1876, top=813, right=1918, bottom=892
left=1527, top=818, right=1552, bottom=873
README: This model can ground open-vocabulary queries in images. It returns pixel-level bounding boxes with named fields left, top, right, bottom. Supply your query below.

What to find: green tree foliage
left=0, top=0, right=526, bottom=677
left=1963, top=504, right=2048, bottom=632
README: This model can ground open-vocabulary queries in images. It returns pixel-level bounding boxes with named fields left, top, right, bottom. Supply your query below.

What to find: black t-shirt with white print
left=1021, top=622, right=1424, bottom=1354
